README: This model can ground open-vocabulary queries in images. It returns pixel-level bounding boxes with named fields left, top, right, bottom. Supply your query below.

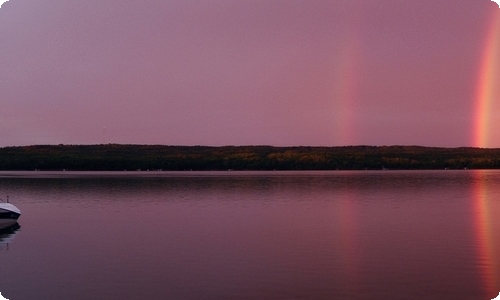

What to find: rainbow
left=331, top=28, right=362, bottom=146
left=473, top=10, right=500, bottom=148
left=333, top=41, right=359, bottom=146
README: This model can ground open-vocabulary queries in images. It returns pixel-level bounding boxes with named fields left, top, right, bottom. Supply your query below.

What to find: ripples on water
left=0, top=170, right=499, bottom=300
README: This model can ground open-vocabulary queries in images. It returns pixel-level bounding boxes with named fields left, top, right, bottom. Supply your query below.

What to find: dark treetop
left=0, top=144, right=499, bottom=171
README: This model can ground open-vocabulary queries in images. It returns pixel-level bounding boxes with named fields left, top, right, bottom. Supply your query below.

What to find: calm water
left=0, top=170, right=499, bottom=300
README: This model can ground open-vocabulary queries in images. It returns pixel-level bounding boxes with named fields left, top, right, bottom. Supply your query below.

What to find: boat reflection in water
left=0, top=222, right=20, bottom=251
left=0, top=197, right=21, bottom=250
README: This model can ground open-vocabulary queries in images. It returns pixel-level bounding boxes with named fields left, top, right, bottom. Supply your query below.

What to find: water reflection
left=0, top=171, right=498, bottom=299
left=472, top=170, right=500, bottom=299
left=334, top=190, right=361, bottom=296
left=0, top=222, right=20, bottom=250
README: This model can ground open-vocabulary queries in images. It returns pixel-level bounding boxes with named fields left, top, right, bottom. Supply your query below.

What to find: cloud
left=492, top=292, right=500, bottom=300
left=0, top=0, right=9, bottom=9
left=0, top=292, right=8, bottom=300
left=492, top=0, right=500, bottom=8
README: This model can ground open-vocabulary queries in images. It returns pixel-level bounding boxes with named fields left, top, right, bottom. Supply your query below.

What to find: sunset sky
left=0, top=0, right=499, bottom=147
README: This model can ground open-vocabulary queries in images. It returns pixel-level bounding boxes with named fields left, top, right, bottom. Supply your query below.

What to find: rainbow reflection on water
left=472, top=170, right=500, bottom=298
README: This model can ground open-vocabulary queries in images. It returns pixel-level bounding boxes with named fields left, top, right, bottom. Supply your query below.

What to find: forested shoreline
left=0, top=144, right=500, bottom=171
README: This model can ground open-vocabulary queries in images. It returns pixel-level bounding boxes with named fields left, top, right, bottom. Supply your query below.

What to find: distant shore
left=0, top=144, right=499, bottom=171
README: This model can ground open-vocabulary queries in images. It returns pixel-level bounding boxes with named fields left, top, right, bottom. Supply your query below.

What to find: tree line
left=0, top=144, right=499, bottom=171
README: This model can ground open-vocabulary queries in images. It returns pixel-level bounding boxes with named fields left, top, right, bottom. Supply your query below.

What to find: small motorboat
left=0, top=197, right=21, bottom=225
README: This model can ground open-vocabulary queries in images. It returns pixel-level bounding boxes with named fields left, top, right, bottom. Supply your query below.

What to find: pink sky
left=0, top=0, right=498, bottom=147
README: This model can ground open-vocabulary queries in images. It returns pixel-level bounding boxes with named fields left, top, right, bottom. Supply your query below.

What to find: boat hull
left=0, top=211, right=20, bottom=226
left=0, top=203, right=21, bottom=224
left=0, top=219, right=19, bottom=226
left=0, top=210, right=20, bottom=221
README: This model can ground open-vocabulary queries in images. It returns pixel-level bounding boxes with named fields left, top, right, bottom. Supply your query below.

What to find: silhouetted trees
left=0, top=144, right=499, bottom=171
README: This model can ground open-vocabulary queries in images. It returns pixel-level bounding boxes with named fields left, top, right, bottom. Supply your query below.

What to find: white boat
left=0, top=199, right=21, bottom=225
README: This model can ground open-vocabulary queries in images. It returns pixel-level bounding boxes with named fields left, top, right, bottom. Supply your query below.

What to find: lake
left=0, top=170, right=499, bottom=300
